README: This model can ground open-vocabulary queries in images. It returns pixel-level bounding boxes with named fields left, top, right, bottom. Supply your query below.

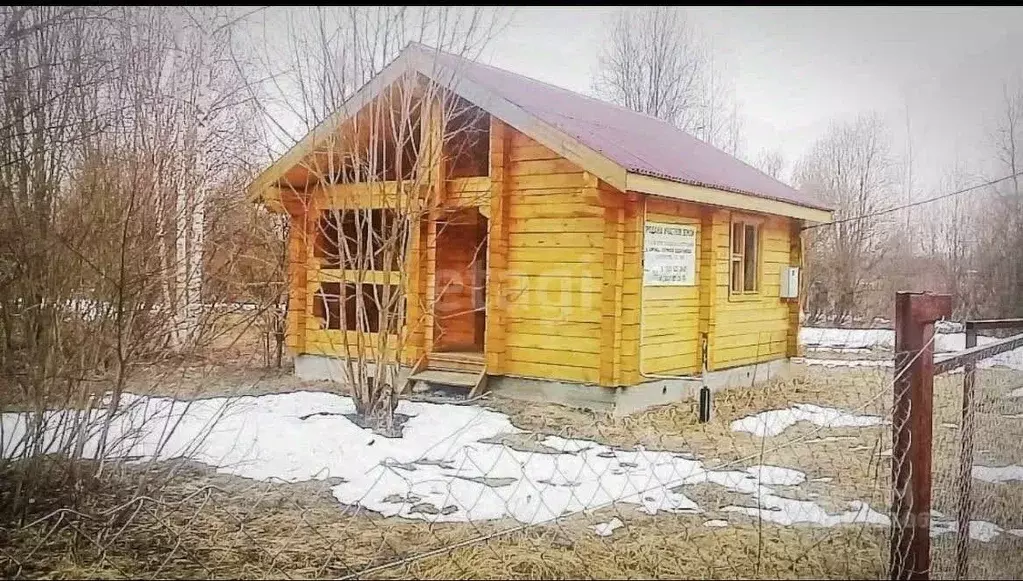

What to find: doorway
left=433, top=208, right=488, bottom=354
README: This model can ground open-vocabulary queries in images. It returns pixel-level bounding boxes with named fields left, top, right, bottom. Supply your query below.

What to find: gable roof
left=250, top=43, right=833, bottom=222
left=425, top=48, right=830, bottom=213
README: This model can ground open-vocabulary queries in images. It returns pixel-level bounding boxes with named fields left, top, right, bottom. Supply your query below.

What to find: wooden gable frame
left=248, top=44, right=832, bottom=224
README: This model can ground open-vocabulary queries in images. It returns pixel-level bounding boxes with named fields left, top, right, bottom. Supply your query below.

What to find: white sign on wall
left=643, top=222, right=697, bottom=286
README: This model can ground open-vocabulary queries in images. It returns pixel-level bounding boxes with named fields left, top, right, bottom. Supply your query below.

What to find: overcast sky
left=254, top=6, right=1023, bottom=194
left=474, top=6, right=1023, bottom=190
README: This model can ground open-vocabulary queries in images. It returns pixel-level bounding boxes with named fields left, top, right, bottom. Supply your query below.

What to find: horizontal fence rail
left=933, top=332, right=1023, bottom=374
left=962, top=318, right=1023, bottom=330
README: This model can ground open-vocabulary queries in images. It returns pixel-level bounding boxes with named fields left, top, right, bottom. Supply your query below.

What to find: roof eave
left=625, top=172, right=834, bottom=224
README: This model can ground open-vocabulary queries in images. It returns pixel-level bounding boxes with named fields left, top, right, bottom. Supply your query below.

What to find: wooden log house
left=247, top=43, right=834, bottom=414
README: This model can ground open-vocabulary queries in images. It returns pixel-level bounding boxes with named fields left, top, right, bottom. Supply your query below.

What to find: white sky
left=476, top=6, right=1023, bottom=190
left=253, top=6, right=1023, bottom=193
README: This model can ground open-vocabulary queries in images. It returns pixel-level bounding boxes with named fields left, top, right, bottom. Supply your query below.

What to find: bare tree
left=795, top=113, right=899, bottom=325
left=752, top=148, right=786, bottom=180
left=0, top=4, right=262, bottom=520
left=919, top=160, right=977, bottom=317
left=971, top=81, right=1023, bottom=317
left=592, top=7, right=743, bottom=152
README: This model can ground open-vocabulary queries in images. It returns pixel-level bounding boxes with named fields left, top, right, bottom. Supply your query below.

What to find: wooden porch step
left=428, top=351, right=485, bottom=373
left=409, top=367, right=489, bottom=398
left=409, top=369, right=478, bottom=388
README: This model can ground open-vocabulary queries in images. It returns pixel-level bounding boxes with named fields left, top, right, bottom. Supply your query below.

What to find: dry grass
left=487, top=365, right=895, bottom=506
left=4, top=361, right=1023, bottom=579
left=1, top=460, right=890, bottom=580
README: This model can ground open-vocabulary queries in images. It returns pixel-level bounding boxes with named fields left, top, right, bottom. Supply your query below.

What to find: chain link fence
left=4, top=314, right=1023, bottom=579
left=928, top=319, right=1023, bottom=580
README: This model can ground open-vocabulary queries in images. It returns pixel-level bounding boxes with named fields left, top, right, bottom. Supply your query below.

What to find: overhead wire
left=801, top=170, right=1023, bottom=230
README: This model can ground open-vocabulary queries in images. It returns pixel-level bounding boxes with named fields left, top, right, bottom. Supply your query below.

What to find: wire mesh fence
left=927, top=319, right=1023, bottom=580
left=4, top=321, right=1023, bottom=579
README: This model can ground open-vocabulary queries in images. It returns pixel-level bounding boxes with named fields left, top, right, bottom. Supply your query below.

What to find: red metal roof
left=429, top=48, right=831, bottom=212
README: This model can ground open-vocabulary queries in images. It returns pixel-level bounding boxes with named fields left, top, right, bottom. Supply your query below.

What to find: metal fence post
left=955, top=322, right=978, bottom=580
left=891, top=291, right=952, bottom=581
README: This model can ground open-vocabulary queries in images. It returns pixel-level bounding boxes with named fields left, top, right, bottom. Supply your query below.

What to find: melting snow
left=804, top=346, right=872, bottom=354
left=703, top=519, right=729, bottom=528
left=801, top=358, right=893, bottom=368
left=800, top=327, right=1023, bottom=371
left=730, top=404, right=884, bottom=438
left=972, top=465, right=1023, bottom=483
left=799, top=328, right=894, bottom=350
left=931, top=519, right=1003, bottom=542
left=2, top=391, right=897, bottom=529
left=592, top=517, right=624, bottom=537
left=804, top=436, right=856, bottom=444
left=723, top=498, right=889, bottom=528
left=746, top=465, right=806, bottom=486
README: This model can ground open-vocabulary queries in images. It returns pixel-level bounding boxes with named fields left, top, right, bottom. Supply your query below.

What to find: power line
left=802, top=170, right=1023, bottom=230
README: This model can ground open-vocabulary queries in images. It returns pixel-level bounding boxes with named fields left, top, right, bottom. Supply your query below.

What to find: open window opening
left=314, top=209, right=409, bottom=271
left=325, top=104, right=422, bottom=184
left=313, top=281, right=405, bottom=333
left=444, top=98, right=490, bottom=179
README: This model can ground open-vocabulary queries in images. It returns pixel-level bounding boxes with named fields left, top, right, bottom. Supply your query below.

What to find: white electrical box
left=779, top=266, right=800, bottom=299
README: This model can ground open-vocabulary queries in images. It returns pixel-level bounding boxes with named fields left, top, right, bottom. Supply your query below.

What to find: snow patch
left=592, top=517, right=624, bottom=537
left=930, top=520, right=1003, bottom=542
left=730, top=404, right=884, bottom=438
left=0, top=391, right=882, bottom=529
left=804, top=436, right=856, bottom=444
left=801, top=358, right=893, bottom=368
left=723, top=498, right=888, bottom=528
left=799, top=328, right=893, bottom=350
left=799, top=327, right=1023, bottom=371
left=702, top=519, right=729, bottom=528
left=972, top=465, right=1023, bottom=483
left=804, top=346, right=873, bottom=354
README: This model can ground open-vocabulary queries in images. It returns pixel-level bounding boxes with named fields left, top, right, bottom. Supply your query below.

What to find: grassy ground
left=4, top=348, right=1023, bottom=579
left=1, top=459, right=890, bottom=580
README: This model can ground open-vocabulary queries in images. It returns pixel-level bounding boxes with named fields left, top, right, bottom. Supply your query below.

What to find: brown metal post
left=891, top=291, right=952, bottom=581
left=955, top=322, right=978, bottom=580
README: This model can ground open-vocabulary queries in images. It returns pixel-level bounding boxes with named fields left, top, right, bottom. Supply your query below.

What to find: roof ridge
left=404, top=42, right=828, bottom=213
left=409, top=42, right=684, bottom=132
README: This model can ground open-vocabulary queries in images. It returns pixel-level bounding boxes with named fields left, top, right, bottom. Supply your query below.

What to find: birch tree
left=114, top=7, right=263, bottom=350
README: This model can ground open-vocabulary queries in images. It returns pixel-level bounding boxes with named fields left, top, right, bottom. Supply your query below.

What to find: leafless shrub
left=247, top=7, right=508, bottom=429
left=0, top=5, right=271, bottom=567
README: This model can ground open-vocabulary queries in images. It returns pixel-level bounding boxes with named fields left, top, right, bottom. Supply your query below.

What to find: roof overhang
left=625, top=173, right=833, bottom=224
left=247, top=43, right=628, bottom=210
left=248, top=43, right=832, bottom=224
